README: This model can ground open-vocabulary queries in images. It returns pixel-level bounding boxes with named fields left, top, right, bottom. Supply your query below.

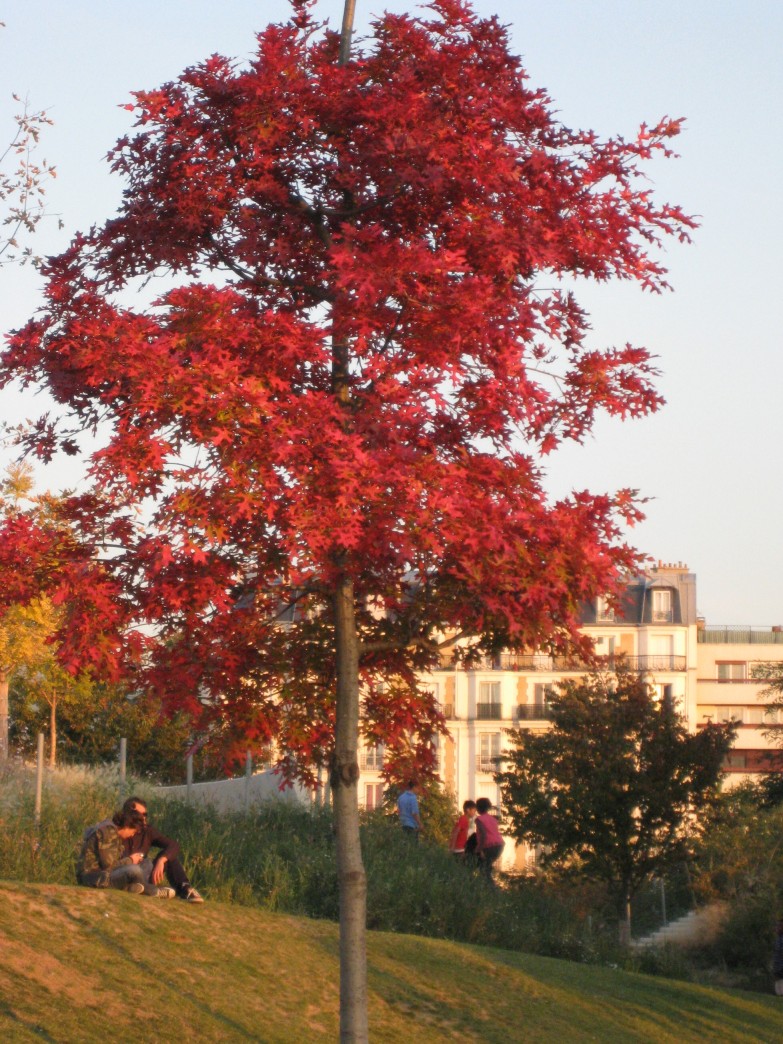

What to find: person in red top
left=449, top=800, right=477, bottom=858
left=474, top=797, right=505, bottom=883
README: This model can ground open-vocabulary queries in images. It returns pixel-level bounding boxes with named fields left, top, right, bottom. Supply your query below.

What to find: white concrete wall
left=155, top=769, right=311, bottom=813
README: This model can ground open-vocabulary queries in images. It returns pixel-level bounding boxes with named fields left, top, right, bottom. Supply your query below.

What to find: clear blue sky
left=1, top=1, right=781, bottom=624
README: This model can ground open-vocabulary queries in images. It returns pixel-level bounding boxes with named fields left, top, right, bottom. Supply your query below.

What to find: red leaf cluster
left=0, top=1, right=694, bottom=780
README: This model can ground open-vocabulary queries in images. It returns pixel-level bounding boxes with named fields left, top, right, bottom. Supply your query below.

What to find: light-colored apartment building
left=358, top=562, right=783, bottom=862
left=696, top=624, right=783, bottom=780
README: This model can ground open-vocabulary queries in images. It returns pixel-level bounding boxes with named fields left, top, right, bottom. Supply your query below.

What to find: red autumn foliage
left=0, top=1, right=694, bottom=780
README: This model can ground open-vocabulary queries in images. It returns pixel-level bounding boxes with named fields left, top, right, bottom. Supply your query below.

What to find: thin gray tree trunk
left=332, top=8, right=368, bottom=1040
left=339, top=0, right=357, bottom=65
left=48, top=693, right=57, bottom=769
left=333, top=575, right=368, bottom=1043
left=619, top=889, right=632, bottom=946
left=0, top=670, right=8, bottom=761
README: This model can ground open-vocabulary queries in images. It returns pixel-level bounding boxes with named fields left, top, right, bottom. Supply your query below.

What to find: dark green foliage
left=686, top=783, right=783, bottom=986
left=9, top=678, right=215, bottom=784
left=497, top=670, right=735, bottom=921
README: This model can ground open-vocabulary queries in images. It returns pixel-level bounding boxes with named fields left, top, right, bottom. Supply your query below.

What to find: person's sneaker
left=125, top=882, right=145, bottom=895
left=151, top=886, right=177, bottom=899
left=180, top=886, right=204, bottom=903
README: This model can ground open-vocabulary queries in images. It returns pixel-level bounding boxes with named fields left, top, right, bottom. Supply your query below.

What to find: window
left=364, top=783, right=385, bottom=809
left=479, top=681, right=500, bottom=702
left=596, top=596, right=615, bottom=622
left=715, top=706, right=745, bottom=724
left=476, top=733, right=501, bottom=773
left=654, top=683, right=675, bottom=706
left=432, top=733, right=443, bottom=776
left=360, top=743, right=384, bottom=771
left=477, top=681, right=502, bottom=719
left=532, top=683, right=555, bottom=707
left=723, top=752, right=747, bottom=770
left=652, top=589, right=673, bottom=622
left=717, top=662, right=747, bottom=682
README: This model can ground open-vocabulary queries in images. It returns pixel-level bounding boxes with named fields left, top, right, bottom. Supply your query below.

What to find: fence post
left=34, top=732, right=45, bottom=826
left=186, top=754, right=193, bottom=803
left=244, top=750, right=252, bottom=811
left=118, top=737, right=127, bottom=801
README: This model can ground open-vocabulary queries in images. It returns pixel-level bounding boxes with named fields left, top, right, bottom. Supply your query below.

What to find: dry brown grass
left=2, top=881, right=783, bottom=1043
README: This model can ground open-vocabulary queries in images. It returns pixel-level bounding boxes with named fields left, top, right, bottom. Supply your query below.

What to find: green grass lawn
left=2, top=880, right=782, bottom=1043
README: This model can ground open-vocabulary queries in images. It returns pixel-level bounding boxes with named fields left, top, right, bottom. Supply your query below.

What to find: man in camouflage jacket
left=76, top=808, right=147, bottom=889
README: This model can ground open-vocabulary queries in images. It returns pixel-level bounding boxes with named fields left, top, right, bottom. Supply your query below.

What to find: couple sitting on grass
left=76, top=794, right=203, bottom=903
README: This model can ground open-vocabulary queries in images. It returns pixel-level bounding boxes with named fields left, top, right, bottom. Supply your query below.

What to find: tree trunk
left=333, top=575, right=368, bottom=1043
left=49, top=693, right=57, bottom=769
left=339, top=0, right=357, bottom=65
left=0, top=669, right=8, bottom=761
left=618, top=887, right=632, bottom=946
left=332, top=8, right=367, bottom=1039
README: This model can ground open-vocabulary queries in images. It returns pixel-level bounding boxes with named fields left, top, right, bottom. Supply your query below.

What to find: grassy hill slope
left=2, top=881, right=782, bottom=1043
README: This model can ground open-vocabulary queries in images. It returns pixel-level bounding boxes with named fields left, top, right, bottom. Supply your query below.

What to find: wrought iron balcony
left=515, top=703, right=553, bottom=721
left=472, top=653, right=686, bottom=673
left=476, top=702, right=503, bottom=720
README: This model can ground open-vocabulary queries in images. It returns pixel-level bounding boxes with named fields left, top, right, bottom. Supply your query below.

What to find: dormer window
left=652, top=589, right=673, bottom=623
left=596, top=596, right=615, bottom=622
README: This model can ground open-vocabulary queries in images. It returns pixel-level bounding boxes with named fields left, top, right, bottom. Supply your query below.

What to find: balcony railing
left=473, top=654, right=686, bottom=673
left=699, top=626, right=783, bottom=645
left=476, top=702, right=503, bottom=720
left=475, top=757, right=500, bottom=773
left=359, top=751, right=384, bottom=771
left=516, top=703, right=553, bottom=721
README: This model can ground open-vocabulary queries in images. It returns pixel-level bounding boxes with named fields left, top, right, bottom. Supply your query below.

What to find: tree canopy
left=497, top=670, right=735, bottom=941
left=0, top=0, right=694, bottom=764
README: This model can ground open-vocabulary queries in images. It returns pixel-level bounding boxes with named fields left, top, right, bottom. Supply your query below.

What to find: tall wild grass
left=0, top=761, right=636, bottom=966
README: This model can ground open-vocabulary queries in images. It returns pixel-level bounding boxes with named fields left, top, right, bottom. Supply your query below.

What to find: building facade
left=696, top=625, right=783, bottom=779
left=358, top=562, right=783, bottom=863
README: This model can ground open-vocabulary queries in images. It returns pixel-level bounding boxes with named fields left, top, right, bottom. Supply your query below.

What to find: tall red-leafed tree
left=0, top=2, right=694, bottom=1038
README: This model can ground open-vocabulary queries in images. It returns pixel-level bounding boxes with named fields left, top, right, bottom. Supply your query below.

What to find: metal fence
left=698, top=626, right=783, bottom=645
left=473, top=653, right=686, bottom=672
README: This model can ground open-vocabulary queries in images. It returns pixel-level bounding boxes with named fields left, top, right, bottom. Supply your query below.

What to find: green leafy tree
left=497, top=671, right=735, bottom=943
left=10, top=675, right=198, bottom=782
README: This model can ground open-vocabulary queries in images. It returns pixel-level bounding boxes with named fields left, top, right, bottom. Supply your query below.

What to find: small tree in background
left=1, top=22, right=56, bottom=264
left=0, top=2, right=694, bottom=1037
left=0, top=465, right=68, bottom=761
left=497, top=671, right=735, bottom=944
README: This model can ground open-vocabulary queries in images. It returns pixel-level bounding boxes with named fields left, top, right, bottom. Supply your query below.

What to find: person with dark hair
left=396, top=780, right=422, bottom=841
left=474, top=797, right=505, bottom=883
left=76, top=808, right=175, bottom=897
left=449, top=799, right=477, bottom=858
left=121, top=796, right=204, bottom=903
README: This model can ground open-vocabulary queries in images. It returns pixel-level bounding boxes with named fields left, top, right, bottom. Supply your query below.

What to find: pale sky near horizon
left=1, top=1, right=781, bottom=625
